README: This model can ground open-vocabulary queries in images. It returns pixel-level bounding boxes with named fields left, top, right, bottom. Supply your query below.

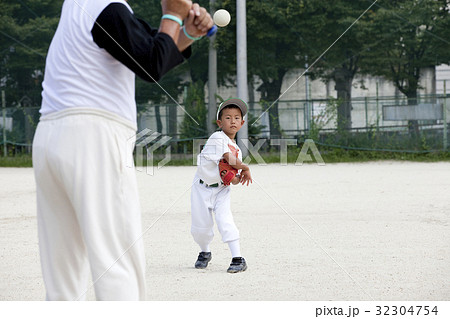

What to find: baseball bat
left=207, top=25, right=218, bottom=37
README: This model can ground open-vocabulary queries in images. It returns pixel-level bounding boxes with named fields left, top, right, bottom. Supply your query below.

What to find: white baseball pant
left=32, top=108, right=145, bottom=300
left=190, top=175, right=240, bottom=249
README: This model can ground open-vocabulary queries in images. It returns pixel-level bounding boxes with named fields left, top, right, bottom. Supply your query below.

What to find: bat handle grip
left=207, top=25, right=218, bottom=37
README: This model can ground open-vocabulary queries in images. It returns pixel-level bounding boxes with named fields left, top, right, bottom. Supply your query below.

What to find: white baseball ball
left=213, top=9, right=231, bottom=27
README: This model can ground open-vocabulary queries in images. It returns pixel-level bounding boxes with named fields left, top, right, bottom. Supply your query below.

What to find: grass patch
left=256, top=149, right=450, bottom=164
left=320, top=150, right=450, bottom=163
left=1, top=149, right=449, bottom=168
left=0, top=155, right=33, bottom=167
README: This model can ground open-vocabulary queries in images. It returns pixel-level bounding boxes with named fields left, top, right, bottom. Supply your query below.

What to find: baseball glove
left=218, top=158, right=238, bottom=185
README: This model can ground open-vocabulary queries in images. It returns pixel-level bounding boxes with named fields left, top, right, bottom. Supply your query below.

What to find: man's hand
left=161, top=0, right=192, bottom=20
left=184, top=3, right=214, bottom=38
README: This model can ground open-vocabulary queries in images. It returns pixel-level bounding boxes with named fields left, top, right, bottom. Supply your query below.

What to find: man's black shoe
left=227, top=257, right=247, bottom=273
left=195, top=252, right=212, bottom=269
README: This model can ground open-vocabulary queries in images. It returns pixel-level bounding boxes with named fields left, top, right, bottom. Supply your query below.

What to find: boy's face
left=216, top=107, right=245, bottom=138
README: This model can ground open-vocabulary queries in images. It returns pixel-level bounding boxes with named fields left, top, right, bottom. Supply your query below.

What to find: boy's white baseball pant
left=32, top=108, right=145, bottom=301
left=190, top=176, right=240, bottom=249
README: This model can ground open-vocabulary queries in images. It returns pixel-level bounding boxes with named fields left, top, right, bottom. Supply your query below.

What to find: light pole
left=207, top=0, right=218, bottom=135
left=236, top=0, right=249, bottom=157
left=305, top=56, right=310, bottom=133
left=2, top=90, right=6, bottom=157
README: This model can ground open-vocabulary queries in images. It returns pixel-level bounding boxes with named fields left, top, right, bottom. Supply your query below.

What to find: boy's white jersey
left=196, top=131, right=243, bottom=185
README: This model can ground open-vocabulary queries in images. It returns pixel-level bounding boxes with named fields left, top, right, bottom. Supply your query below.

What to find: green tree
left=359, top=0, right=450, bottom=135
left=290, top=0, right=379, bottom=132
left=1, top=0, right=62, bottom=145
left=1, top=0, right=61, bottom=105
left=133, top=0, right=213, bottom=138
left=219, top=0, right=307, bottom=139
left=135, top=69, right=186, bottom=134
left=180, top=80, right=208, bottom=140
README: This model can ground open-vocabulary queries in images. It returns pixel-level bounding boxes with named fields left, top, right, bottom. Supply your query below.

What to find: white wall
left=139, top=65, right=444, bottom=135
left=436, top=64, right=450, bottom=95
left=204, top=66, right=442, bottom=132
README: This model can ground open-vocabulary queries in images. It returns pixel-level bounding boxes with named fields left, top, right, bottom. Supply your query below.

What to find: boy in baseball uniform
left=191, top=98, right=252, bottom=273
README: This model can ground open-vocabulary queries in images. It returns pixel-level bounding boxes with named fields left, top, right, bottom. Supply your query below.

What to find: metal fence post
left=376, top=82, right=380, bottom=133
left=2, top=90, right=6, bottom=157
left=365, top=96, right=368, bottom=132
left=444, top=80, right=447, bottom=151
left=305, top=57, right=310, bottom=133
left=309, top=80, right=312, bottom=126
left=303, top=102, right=307, bottom=132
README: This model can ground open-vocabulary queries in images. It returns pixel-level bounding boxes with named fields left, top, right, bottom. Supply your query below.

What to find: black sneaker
left=227, top=257, right=247, bottom=273
left=195, top=252, right=212, bottom=269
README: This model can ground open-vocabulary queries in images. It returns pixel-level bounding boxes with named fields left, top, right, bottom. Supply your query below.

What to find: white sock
left=227, top=239, right=241, bottom=258
left=199, top=244, right=210, bottom=253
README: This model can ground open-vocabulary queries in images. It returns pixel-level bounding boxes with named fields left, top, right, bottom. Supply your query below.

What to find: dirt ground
left=1, top=162, right=449, bottom=301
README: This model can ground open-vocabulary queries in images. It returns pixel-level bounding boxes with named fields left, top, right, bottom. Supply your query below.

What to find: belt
left=199, top=179, right=219, bottom=187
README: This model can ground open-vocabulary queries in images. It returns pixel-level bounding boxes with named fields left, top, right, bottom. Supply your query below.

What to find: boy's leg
left=213, top=187, right=240, bottom=247
left=190, top=179, right=215, bottom=251
left=213, top=187, right=247, bottom=273
left=227, top=239, right=242, bottom=258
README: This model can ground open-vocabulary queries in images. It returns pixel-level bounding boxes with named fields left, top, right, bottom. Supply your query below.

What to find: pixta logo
left=127, top=128, right=172, bottom=175
left=128, top=130, right=325, bottom=173
left=194, top=138, right=325, bottom=166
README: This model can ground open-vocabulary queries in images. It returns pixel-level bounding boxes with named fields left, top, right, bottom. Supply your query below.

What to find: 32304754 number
left=376, top=305, right=438, bottom=316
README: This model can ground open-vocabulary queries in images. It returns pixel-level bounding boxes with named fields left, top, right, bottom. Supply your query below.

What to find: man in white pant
left=33, top=0, right=213, bottom=300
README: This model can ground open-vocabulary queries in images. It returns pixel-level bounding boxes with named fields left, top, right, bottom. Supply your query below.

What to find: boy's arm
left=223, top=152, right=252, bottom=186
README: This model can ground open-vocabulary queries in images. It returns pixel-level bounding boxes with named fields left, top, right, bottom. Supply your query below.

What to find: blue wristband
left=183, top=26, right=203, bottom=41
left=161, top=14, right=183, bottom=26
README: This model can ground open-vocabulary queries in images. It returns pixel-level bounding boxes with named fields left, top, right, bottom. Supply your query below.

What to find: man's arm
left=177, top=4, right=214, bottom=51
left=91, top=3, right=192, bottom=82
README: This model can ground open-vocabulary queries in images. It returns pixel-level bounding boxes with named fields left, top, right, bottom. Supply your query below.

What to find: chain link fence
left=248, top=94, right=449, bottom=153
left=1, top=106, right=39, bottom=156
left=1, top=94, right=449, bottom=157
